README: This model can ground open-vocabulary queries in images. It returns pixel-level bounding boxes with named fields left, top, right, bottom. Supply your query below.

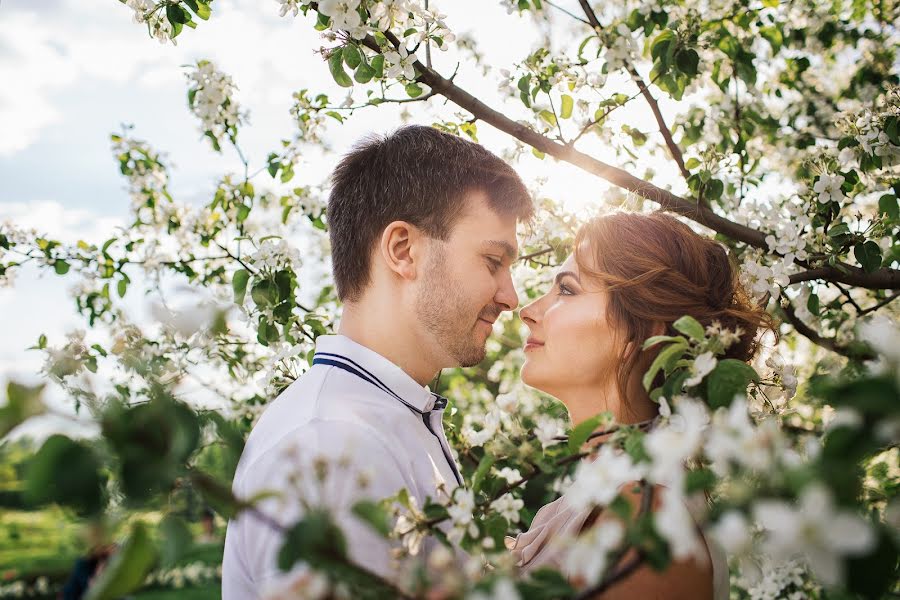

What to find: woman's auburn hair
left=574, top=211, right=775, bottom=413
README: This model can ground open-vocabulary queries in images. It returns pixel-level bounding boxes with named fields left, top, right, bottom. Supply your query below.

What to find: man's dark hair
left=327, top=125, right=534, bottom=302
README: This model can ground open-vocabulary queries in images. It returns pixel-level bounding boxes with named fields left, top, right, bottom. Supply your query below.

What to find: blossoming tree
left=1, top=0, right=898, bottom=598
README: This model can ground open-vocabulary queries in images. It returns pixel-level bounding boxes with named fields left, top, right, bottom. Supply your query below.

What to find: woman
left=508, top=211, right=771, bottom=599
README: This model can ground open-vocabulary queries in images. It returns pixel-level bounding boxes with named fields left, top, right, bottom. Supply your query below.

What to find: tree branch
left=780, top=301, right=874, bottom=360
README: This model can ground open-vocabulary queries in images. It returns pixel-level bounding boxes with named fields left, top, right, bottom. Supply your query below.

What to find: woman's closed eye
left=557, top=282, right=575, bottom=296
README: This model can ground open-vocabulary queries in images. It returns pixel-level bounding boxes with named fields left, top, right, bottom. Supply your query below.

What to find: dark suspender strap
left=313, top=354, right=463, bottom=486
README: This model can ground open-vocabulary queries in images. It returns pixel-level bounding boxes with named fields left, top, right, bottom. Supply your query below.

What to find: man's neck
left=338, top=302, right=440, bottom=387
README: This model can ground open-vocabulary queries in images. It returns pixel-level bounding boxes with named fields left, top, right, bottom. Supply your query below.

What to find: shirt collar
left=313, top=334, right=439, bottom=413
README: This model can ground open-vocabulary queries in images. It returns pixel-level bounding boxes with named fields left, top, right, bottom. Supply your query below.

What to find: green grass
left=1, top=508, right=223, bottom=598
left=0, top=506, right=83, bottom=577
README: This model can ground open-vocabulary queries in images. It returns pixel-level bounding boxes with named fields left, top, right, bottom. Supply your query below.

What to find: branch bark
left=780, top=301, right=874, bottom=360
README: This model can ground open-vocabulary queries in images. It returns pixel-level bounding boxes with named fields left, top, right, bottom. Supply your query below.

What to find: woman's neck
left=558, top=379, right=658, bottom=428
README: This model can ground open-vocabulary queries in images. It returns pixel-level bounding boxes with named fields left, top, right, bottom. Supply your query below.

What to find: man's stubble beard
left=414, top=243, right=488, bottom=368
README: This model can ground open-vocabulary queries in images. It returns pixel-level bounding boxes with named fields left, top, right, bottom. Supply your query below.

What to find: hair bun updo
left=574, top=211, right=775, bottom=400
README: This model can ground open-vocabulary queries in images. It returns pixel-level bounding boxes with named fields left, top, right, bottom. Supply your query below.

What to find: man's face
left=414, top=189, right=520, bottom=367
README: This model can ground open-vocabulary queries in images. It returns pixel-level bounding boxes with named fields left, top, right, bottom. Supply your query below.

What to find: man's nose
left=495, top=271, right=519, bottom=312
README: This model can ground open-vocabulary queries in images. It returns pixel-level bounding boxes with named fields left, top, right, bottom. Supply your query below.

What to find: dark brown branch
left=780, top=301, right=874, bottom=360
left=859, top=292, right=900, bottom=316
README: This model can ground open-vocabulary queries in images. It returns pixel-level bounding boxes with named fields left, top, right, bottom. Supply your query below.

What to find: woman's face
left=519, top=251, right=623, bottom=401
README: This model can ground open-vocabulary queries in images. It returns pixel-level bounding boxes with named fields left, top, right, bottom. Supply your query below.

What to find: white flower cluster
left=559, top=393, right=877, bottom=586
left=490, top=492, right=524, bottom=523
left=285, top=0, right=456, bottom=56
left=603, top=24, right=638, bottom=72
left=124, top=0, right=175, bottom=44
left=835, top=88, right=900, bottom=167
left=858, top=314, right=900, bottom=389
left=734, top=555, right=811, bottom=600
left=111, top=135, right=170, bottom=218
left=739, top=250, right=793, bottom=299
left=276, top=0, right=311, bottom=17
left=0, top=576, right=51, bottom=599
left=446, top=487, right=478, bottom=544
left=185, top=61, right=245, bottom=148
left=753, top=484, right=875, bottom=586
left=249, top=238, right=303, bottom=272
left=812, top=172, right=845, bottom=203
left=144, top=561, right=222, bottom=589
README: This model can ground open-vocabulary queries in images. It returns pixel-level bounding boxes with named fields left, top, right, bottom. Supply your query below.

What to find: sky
left=0, top=0, right=678, bottom=440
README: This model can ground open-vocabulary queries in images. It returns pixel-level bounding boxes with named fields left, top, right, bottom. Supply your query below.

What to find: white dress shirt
left=222, top=334, right=463, bottom=598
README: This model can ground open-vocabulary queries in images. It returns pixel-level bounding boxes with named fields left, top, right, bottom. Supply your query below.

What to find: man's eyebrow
left=483, top=240, right=517, bottom=260
left=554, top=271, right=580, bottom=286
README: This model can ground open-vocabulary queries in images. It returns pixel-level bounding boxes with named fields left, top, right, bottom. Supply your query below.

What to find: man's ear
left=379, top=221, right=424, bottom=282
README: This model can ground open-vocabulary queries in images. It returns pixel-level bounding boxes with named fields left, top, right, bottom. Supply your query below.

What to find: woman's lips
left=524, top=338, right=544, bottom=352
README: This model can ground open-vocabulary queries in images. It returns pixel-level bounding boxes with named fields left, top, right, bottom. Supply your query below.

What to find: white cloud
left=0, top=200, right=123, bottom=244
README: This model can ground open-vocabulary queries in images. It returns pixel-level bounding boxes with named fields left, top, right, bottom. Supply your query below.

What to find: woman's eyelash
left=558, top=283, right=574, bottom=296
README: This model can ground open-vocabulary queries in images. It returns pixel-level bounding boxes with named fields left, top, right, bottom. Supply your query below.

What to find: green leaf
left=251, top=280, right=277, bottom=307
left=673, top=315, right=705, bottom=341
left=1, top=381, right=45, bottom=439
left=328, top=48, right=353, bottom=88
left=405, top=82, right=424, bottom=98
left=354, top=62, right=375, bottom=84
left=165, top=4, right=189, bottom=24
left=854, top=241, right=882, bottom=273
left=807, top=292, right=820, bottom=316
left=675, top=49, right=700, bottom=76
left=878, top=195, right=898, bottom=220
left=539, top=109, right=557, bottom=127
left=643, top=341, right=688, bottom=391
left=828, top=222, right=851, bottom=239
left=25, top=434, right=105, bottom=515
left=232, top=269, right=250, bottom=305
left=54, top=260, right=70, bottom=275
left=706, top=359, right=759, bottom=408
left=343, top=44, right=361, bottom=69
left=685, top=468, right=717, bottom=494
left=471, top=454, right=496, bottom=493
left=159, top=514, right=193, bottom=567
left=278, top=510, right=347, bottom=571
left=568, top=413, right=606, bottom=453
left=643, top=334, right=687, bottom=349
left=560, top=94, right=573, bottom=119
left=370, top=54, right=385, bottom=79
left=184, top=0, right=211, bottom=20
left=685, top=157, right=701, bottom=170
left=84, top=522, right=157, bottom=600
left=351, top=500, right=391, bottom=537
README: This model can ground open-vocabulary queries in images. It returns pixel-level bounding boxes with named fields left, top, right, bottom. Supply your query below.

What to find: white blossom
left=384, top=46, right=417, bottom=79
left=685, top=351, right=717, bottom=387
left=564, top=520, right=624, bottom=585
left=812, top=173, right=845, bottom=203
left=566, top=445, right=646, bottom=511
left=753, top=483, right=876, bottom=586
left=490, top=493, right=524, bottom=523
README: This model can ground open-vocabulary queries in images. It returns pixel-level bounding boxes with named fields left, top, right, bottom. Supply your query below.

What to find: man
left=222, top=125, right=533, bottom=597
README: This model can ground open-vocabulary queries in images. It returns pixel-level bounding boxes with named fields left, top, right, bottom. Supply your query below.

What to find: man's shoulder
left=236, top=414, right=404, bottom=487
